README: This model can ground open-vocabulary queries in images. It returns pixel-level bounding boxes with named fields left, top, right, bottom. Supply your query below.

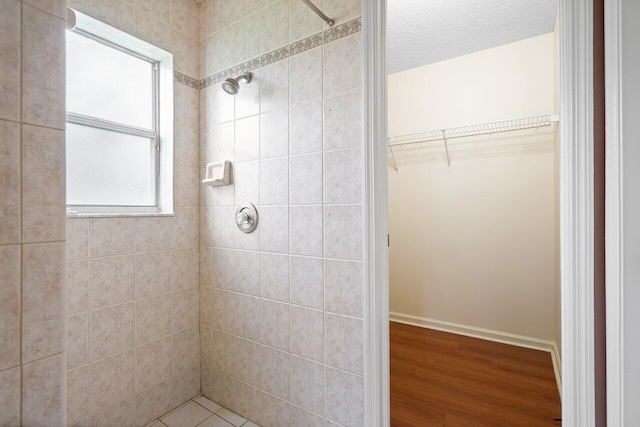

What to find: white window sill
left=67, top=212, right=175, bottom=219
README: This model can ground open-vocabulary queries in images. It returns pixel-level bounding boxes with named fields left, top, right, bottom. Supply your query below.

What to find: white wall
left=388, top=33, right=559, bottom=342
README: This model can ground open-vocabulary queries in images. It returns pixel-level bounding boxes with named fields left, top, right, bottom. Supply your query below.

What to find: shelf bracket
left=388, top=145, right=399, bottom=174
left=442, top=130, right=452, bottom=171
left=300, top=0, right=334, bottom=27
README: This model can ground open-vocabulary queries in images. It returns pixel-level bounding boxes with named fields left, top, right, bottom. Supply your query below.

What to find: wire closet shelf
left=387, top=113, right=560, bottom=172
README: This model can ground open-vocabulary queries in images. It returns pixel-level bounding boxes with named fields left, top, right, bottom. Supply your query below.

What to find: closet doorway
left=385, top=1, right=563, bottom=425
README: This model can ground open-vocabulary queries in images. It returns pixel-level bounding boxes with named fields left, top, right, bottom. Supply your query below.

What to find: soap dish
left=202, top=161, right=232, bottom=186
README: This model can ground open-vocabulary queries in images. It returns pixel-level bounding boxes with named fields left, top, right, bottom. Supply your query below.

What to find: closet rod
left=300, top=0, right=334, bottom=27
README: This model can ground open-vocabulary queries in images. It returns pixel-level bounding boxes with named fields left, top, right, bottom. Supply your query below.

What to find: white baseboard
left=389, top=312, right=562, bottom=395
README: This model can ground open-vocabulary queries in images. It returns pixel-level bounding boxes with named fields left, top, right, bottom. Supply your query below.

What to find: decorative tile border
left=174, top=17, right=362, bottom=90
left=174, top=71, right=201, bottom=89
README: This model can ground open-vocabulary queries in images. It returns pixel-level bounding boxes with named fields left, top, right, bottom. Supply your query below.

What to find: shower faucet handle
left=235, top=202, right=258, bottom=234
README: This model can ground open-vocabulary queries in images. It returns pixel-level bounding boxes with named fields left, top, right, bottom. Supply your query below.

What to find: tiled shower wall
left=198, top=1, right=365, bottom=426
left=0, top=0, right=67, bottom=425
left=64, top=0, right=202, bottom=425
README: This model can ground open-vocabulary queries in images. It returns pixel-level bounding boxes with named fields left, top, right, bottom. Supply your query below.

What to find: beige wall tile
left=21, top=124, right=65, bottom=243
left=323, top=147, right=363, bottom=204
left=90, top=396, right=135, bottom=427
left=289, top=205, right=323, bottom=256
left=200, top=324, right=213, bottom=366
left=22, top=354, right=65, bottom=426
left=172, top=287, right=199, bottom=332
left=235, top=338, right=261, bottom=387
left=170, top=0, right=199, bottom=38
left=0, top=245, right=20, bottom=370
left=291, top=405, right=324, bottom=426
left=323, top=89, right=362, bottom=151
left=212, top=330, right=236, bottom=376
left=325, top=259, right=364, bottom=318
left=136, top=379, right=173, bottom=426
left=23, top=0, right=66, bottom=18
left=260, top=60, right=289, bottom=113
left=67, top=312, right=89, bottom=369
left=289, top=46, right=322, bottom=105
left=22, top=242, right=65, bottom=363
left=289, top=153, right=322, bottom=204
left=67, top=218, right=90, bottom=260
left=261, top=345, right=290, bottom=399
left=211, top=370, right=235, bottom=409
left=172, top=248, right=199, bottom=290
left=174, top=125, right=200, bottom=167
left=173, top=30, right=199, bottom=78
left=323, top=32, right=362, bottom=98
left=235, top=251, right=260, bottom=296
left=135, top=216, right=172, bottom=252
left=21, top=5, right=65, bottom=129
left=261, top=392, right=291, bottom=427
left=136, top=294, right=172, bottom=345
left=260, top=252, right=289, bottom=302
left=172, top=207, right=199, bottom=249
left=175, top=166, right=200, bottom=207
left=213, top=289, right=236, bottom=332
left=0, top=366, right=20, bottom=426
left=90, top=302, right=134, bottom=360
left=289, top=100, right=322, bottom=155
left=325, top=367, right=363, bottom=426
left=324, top=204, right=363, bottom=261
left=235, top=293, right=261, bottom=341
left=290, top=306, right=323, bottom=362
left=67, top=260, right=89, bottom=315
left=288, top=0, right=322, bottom=43
left=0, top=0, right=20, bottom=122
left=291, top=355, right=324, bottom=415
left=234, top=381, right=262, bottom=425
left=259, top=206, right=289, bottom=253
left=323, top=0, right=361, bottom=25
left=90, top=0, right=136, bottom=34
left=261, top=299, right=290, bottom=351
left=290, top=256, right=323, bottom=310
left=90, top=350, right=134, bottom=412
left=90, top=255, right=135, bottom=309
left=135, top=0, right=171, bottom=22
left=172, top=326, right=200, bottom=374
left=260, top=0, right=288, bottom=53
left=235, top=11, right=260, bottom=63
left=260, top=157, right=289, bottom=205
left=67, top=365, right=89, bottom=424
left=90, top=218, right=134, bottom=257
left=324, top=313, right=363, bottom=375
left=135, top=251, right=172, bottom=298
left=172, top=365, right=200, bottom=406
left=0, top=120, right=20, bottom=244
left=135, top=336, right=172, bottom=392
left=135, top=9, right=172, bottom=51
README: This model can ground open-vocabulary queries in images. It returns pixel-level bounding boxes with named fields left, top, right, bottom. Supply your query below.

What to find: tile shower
left=0, top=0, right=364, bottom=426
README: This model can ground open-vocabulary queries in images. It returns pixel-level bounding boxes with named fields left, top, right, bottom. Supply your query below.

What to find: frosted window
left=66, top=31, right=154, bottom=129
left=66, top=123, right=155, bottom=206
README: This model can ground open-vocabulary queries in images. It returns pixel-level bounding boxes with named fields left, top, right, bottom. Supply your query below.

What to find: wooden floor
left=390, top=322, right=562, bottom=427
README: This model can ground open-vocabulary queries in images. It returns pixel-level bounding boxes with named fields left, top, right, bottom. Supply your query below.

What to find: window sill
left=67, top=212, right=175, bottom=219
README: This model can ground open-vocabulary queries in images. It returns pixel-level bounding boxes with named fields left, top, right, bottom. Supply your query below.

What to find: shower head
left=222, top=72, right=252, bottom=95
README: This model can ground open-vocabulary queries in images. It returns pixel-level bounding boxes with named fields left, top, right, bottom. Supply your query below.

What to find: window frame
left=65, top=11, right=173, bottom=216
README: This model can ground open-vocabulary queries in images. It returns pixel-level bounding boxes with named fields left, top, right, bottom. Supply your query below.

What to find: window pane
left=66, top=31, right=154, bottom=129
left=66, top=123, right=155, bottom=206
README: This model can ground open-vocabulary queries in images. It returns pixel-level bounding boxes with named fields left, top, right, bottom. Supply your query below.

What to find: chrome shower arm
left=300, top=0, right=334, bottom=27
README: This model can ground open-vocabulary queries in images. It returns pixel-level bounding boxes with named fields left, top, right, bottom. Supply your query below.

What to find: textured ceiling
left=388, top=0, right=558, bottom=74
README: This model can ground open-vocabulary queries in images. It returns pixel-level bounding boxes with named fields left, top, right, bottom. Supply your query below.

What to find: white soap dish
left=202, top=161, right=232, bottom=186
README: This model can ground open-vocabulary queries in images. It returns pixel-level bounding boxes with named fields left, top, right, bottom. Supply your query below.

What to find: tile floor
left=149, top=396, right=259, bottom=427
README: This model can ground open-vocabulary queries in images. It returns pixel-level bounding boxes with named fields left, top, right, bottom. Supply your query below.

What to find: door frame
left=362, top=1, right=597, bottom=426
